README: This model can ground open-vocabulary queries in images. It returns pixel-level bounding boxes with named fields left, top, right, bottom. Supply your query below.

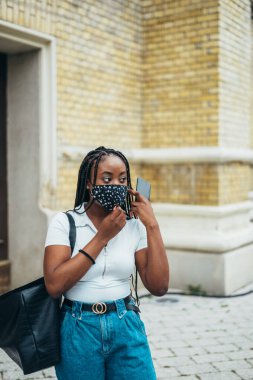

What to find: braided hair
left=70, top=146, right=140, bottom=305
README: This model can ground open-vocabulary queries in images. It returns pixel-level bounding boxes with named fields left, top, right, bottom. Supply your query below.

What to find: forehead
left=96, top=154, right=127, bottom=173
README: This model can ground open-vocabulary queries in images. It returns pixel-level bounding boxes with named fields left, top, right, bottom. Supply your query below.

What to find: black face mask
left=91, top=185, right=129, bottom=211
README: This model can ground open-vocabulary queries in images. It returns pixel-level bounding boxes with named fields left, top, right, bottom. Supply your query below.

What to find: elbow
left=147, top=278, right=169, bottom=297
left=50, top=291, right=62, bottom=299
left=151, top=286, right=168, bottom=297
left=44, top=280, right=62, bottom=299
left=149, top=279, right=169, bottom=297
left=149, top=281, right=169, bottom=297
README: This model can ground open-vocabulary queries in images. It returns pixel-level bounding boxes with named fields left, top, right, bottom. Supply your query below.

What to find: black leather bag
left=0, top=212, right=76, bottom=375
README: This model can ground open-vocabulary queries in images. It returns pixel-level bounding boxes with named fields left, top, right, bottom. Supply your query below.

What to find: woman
left=43, top=146, right=169, bottom=380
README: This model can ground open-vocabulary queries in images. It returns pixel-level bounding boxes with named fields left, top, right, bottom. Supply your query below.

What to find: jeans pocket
left=130, top=310, right=147, bottom=337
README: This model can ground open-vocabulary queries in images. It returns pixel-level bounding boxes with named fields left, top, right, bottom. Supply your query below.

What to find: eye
left=120, top=177, right=127, bottom=183
left=103, top=177, right=111, bottom=183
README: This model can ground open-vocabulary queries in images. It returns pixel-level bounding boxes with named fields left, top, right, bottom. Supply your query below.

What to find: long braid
left=73, top=150, right=105, bottom=212
left=68, top=146, right=140, bottom=306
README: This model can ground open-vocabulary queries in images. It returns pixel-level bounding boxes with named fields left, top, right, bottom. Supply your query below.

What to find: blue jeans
left=55, top=296, right=157, bottom=380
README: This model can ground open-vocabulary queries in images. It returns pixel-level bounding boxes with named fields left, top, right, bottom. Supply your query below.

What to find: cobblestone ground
left=1, top=283, right=253, bottom=380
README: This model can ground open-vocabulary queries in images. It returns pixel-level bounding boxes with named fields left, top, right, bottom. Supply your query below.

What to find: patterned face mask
left=91, top=185, right=129, bottom=211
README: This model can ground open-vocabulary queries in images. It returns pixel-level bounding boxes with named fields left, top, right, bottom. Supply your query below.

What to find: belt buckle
left=92, top=302, right=107, bottom=314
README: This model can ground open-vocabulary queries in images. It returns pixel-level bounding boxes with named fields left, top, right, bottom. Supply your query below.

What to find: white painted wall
left=7, top=51, right=48, bottom=288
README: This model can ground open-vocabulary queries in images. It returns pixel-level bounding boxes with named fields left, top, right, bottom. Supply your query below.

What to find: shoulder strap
left=64, top=212, right=76, bottom=256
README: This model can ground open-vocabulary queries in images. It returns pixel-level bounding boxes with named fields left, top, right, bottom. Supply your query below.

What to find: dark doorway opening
left=0, top=53, right=8, bottom=262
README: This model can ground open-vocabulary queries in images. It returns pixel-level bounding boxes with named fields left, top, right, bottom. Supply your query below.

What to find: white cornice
left=153, top=201, right=253, bottom=253
left=161, top=226, right=253, bottom=253
left=153, top=201, right=253, bottom=217
left=0, top=19, right=54, bottom=46
left=59, top=146, right=253, bottom=164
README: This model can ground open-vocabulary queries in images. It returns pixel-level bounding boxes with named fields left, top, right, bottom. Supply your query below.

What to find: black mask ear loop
left=125, top=187, right=131, bottom=219
left=129, top=190, right=137, bottom=219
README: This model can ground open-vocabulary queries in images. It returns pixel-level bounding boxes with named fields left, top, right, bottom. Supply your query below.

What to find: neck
left=85, top=199, right=110, bottom=220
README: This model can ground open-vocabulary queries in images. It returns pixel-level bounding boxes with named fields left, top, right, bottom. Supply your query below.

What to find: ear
left=86, top=179, right=92, bottom=191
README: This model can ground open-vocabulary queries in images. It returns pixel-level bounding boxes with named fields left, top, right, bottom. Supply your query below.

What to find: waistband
left=63, top=294, right=140, bottom=315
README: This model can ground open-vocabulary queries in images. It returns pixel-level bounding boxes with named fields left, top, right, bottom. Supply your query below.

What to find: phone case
left=136, top=177, right=151, bottom=200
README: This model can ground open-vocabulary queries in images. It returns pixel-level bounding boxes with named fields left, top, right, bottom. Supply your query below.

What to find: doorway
left=0, top=21, right=56, bottom=290
left=0, top=53, right=8, bottom=263
left=0, top=53, right=9, bottom=293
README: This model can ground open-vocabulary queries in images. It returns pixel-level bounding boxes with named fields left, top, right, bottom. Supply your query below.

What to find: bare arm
left=43, top=207, right=126, bottom=298
left=44, top=234, right=106, bottom=298
left=129, top=189, right=169, bottom=296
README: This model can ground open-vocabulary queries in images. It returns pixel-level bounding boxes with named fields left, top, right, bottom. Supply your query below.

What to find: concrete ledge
left=59, top=145, right=253, bottom=164
left=161, top=226, right=253, bottom=253
left=152, top=201, right=253, bottom=295
left=168, top=243, right=253, bottom=295
left=153, top=201, right=253, bottom=253
left=153, top=201, right=253, bottom=217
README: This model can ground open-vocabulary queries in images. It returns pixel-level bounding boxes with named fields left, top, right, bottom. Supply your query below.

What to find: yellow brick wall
left=59, top=158, right=250, bottom=208
left=219, top=0, right=251, bottom=148
left=142, top=0, right=219, bottom=148
left=0, top=0, right=143, bottom=150
left=1, top=0, right=252, bottom=209
left=140, top=162, right=252, bottom=206
left=0, top=0, right=144, bottom=208
left=56, top=1, right=143, bottom=149
left=57, top=160, right=78, bottom=211
left=58, top=157, right=248, bottom=208
left=219, top=163, right=252, bottom=205
left=140, top=163, right=219, bottom=205
left=218, top=0, right=252, bottom=205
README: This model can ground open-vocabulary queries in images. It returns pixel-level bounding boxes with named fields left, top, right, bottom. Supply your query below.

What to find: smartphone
left=136, top=177, right=151, bottom=200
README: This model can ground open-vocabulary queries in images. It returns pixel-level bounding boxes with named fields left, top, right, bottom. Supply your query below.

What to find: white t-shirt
left=44, top=203, right=148, bottom=303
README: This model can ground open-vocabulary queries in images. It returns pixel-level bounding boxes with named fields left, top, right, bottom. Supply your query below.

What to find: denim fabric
left=55, top=296, right=157, bottom=380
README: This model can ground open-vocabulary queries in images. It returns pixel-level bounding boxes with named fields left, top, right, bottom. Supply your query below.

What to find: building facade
left=1, top=0, right=253, bottom=295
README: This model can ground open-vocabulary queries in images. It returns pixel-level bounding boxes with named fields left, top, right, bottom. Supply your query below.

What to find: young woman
left=43, top=146, right=169, bottom=380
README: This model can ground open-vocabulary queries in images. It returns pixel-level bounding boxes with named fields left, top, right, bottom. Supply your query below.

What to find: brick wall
left=0, top=2, right=143, bottom=144
left=219, top=163, right=252, bottom=205
left=218, top=0, right=252, bottom=204
left=219, top=0, right=251, bottom=148
left=56, top=1, right=143, bottom=149
left=1, top=0, right=253, bottom=208
left=142, top=0, right=219, bottom=148
left=141, top=162, right=219, bottom=205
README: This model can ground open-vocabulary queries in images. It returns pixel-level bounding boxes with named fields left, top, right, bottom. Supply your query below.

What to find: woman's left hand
left=128, top=188, right=157, bottom=228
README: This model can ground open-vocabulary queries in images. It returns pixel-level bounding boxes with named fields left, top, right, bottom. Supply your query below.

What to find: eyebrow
left=102, top=171, right=127, bottom=175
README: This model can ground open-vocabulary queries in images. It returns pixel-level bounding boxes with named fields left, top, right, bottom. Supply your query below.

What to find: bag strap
left=64, top=212, right=76, bottom=256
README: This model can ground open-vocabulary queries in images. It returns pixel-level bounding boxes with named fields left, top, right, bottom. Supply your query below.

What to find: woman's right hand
left=97, top=206, right=126, bottom=244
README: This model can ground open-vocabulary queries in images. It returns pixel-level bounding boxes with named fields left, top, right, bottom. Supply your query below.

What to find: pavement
left=1, top=283, right=253, bottom=380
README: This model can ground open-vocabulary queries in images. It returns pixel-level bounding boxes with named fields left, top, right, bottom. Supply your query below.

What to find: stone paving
left=1, top=284, right=253, bottom=380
